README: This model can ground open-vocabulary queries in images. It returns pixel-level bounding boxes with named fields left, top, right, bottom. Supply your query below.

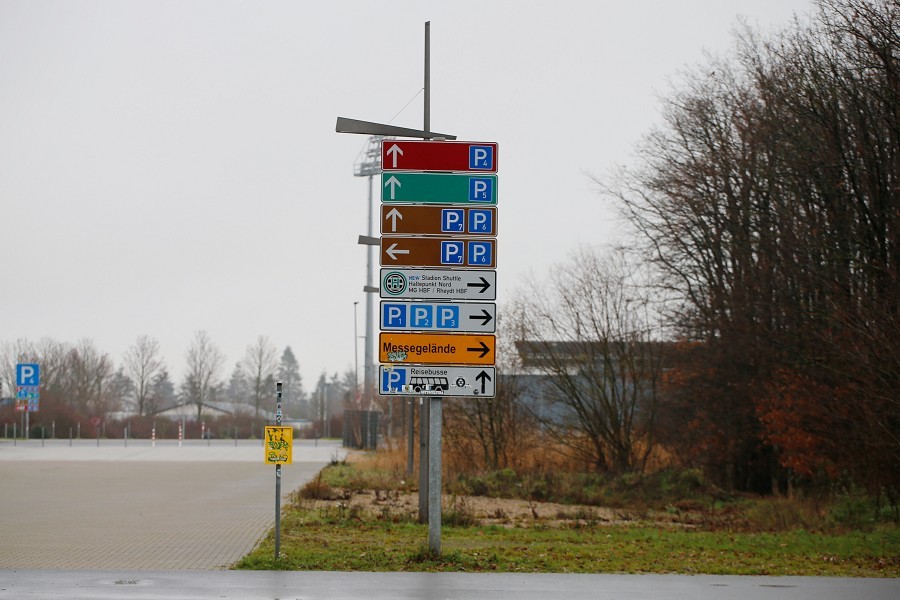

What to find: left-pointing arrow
left=385, top=243, right=410, bottom=261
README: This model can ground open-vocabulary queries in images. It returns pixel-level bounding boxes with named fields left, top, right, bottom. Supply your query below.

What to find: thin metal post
left=424, top=21, right=430, bottom=138
left=428, top=397, right=442, bottom=554
left=364, top=174, right=375, bottom=405
left=407, top=399, right=415, bottom=476
left=275, top=381, right=283, bottom=560
left=417, top=19, right=433, bottom=524
left=354, top=301, right=359, bottom=395
left=418, top=397, right=429, bottom=523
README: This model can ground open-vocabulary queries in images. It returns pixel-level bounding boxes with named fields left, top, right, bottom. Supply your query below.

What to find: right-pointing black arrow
left=467, top=277, right=491, bottom=294
left=475, top=370, right=492, bottom=394
left=468, top=309, right=493, bottom=327
left=466, top=341, right=491, bottom=359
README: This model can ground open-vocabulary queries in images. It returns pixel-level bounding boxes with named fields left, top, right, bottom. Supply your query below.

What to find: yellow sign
left=379, top=332, right=495, bottom=366
left=264, top=426, right=293, bottom=465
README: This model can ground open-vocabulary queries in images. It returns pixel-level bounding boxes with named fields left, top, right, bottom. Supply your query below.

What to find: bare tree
left=445, top=316, right=536, bottom=471
left=123, top=335, right=164, bottom=416
left=184, top=330, right=225, bottom=420
left=603, top=0, right=899, bottom=491
left=240, top=335, right=278, bottom=419
left=510, top=247, right=665, bottom=474
left=68, top=339, right=116, bottom=415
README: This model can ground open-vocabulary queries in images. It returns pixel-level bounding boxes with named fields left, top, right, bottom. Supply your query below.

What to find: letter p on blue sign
left=382, top=368, right=406, bottom=393
left=17, top=364, right=40, bottom=387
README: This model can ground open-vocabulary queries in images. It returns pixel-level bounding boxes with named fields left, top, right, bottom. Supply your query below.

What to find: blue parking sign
left=381, top=368, right=407, bottom=393
left=16, top=364, right=40, bottom=387
left=468, top=145, right=494, bottom=171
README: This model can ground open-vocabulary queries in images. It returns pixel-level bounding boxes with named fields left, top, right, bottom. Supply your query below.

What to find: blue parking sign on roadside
left=16, top=364, right=40, bottom=387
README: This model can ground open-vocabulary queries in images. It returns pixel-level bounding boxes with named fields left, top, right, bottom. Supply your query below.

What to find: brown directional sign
left=381, top=236, right=496, bottom=268
left=380, top=332, right=495, bottom=366
left=381, top=205, right=497, bottom=236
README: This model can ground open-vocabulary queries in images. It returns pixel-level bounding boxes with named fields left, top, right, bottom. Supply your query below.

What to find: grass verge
left=235, top=505, right=898, bottom=575
left=234, top=462, right=899, bottom=576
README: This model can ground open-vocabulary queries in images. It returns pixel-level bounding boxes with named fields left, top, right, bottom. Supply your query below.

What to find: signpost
left=339, top=23, right=498, bottom=557
left=382, top=173, right=498, bottom=204
left=381, top=205, right=496, bottom=236
left=380, top=332, right=495, bottom=366
left=381, top=301, right=495, bottom=333
left=380, top=268, right=495, bottom=301
left=15, top=364, right=40, bottom=438
left=380, top=365, right=495, bottom=397
left=381, top=236, right=495, bottom=268
left=269, top=381, right=289, bottom=561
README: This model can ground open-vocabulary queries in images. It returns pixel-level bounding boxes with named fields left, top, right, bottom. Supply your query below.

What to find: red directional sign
left=381, top=140, right=498, bottom=173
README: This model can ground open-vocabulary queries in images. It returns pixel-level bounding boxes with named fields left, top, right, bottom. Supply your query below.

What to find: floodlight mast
left=337, top=21, right=453, bottom=557
left=352, top=137, right=383, bottom=410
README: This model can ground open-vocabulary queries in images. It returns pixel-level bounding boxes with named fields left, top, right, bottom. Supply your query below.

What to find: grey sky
left=0, top=0, right=813, bottom=393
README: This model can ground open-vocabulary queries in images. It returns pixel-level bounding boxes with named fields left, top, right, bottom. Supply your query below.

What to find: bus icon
left=408, top=377, right=449, bottom=393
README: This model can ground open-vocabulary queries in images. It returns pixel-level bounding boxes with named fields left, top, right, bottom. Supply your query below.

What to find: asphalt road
left=1, top=570, right=897, bottom=600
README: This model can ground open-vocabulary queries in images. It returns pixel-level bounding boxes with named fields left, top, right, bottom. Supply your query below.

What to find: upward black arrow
left=467, top=277, right=491, bottom=294
left=475, top=370, right=492, bottom=394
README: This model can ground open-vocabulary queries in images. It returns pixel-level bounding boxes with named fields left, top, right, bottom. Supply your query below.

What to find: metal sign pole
left=418, top=396, right=429, bottom=523
left=275, top=381, right=283, bottom=560
left=427, top=397, right=442, bottom=554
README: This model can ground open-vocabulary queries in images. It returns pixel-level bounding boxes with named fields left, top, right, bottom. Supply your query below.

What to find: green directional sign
left=381, top=173, right=498, bottom=205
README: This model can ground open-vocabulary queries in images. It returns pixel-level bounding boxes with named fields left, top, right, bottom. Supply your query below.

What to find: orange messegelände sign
left=379, top=332, right=495, bottom=366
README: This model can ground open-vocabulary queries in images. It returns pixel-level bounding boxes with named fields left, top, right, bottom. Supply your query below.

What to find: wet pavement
left=1, top=570, right=897, bottom=599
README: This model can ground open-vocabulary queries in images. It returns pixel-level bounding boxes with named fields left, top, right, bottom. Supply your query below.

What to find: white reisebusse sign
left=379, top=365, right=495, bottom=397
left=379, top=268, right=495, bottom=301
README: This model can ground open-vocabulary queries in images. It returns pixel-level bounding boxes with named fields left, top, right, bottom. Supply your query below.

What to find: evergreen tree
left=277, top=346, right=306, bottom=418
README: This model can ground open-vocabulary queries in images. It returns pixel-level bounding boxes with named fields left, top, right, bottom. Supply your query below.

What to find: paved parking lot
left=0, top=439, right=340, bottom=569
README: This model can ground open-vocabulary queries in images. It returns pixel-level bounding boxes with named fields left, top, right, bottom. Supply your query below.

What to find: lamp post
left=354, top=301, right=360, bottom=400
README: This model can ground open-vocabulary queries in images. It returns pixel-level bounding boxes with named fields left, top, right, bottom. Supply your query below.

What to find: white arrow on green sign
left=382, top=173, right=498, bottom=205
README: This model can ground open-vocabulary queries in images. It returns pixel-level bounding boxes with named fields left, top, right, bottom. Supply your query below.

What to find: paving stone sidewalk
left=0, top=440, right=339, bottom=569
